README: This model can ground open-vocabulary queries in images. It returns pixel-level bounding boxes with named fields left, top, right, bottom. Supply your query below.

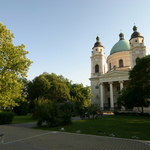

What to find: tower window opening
left=95, top=64, right=99, bottom=73
left=95, top=85, right=99, bottom=89
left=136, top=57, right=140, bottom=64
left=135, top=40, right=137, bottom=42
left=109, top=63, right=111, bottom=70
left=119, top=59, right=123, bottom=67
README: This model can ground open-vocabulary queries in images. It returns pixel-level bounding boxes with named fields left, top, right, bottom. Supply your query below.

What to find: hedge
left=0, top=111, right=14, bottom=124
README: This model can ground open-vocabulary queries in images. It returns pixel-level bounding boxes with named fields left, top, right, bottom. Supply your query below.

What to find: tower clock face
left=95, top=58, right=98, bottom=61
left=135, top=51, right=139, bottom=54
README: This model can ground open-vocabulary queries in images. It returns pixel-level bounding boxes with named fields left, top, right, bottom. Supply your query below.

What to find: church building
left=89, top=25, right=146, bottom=110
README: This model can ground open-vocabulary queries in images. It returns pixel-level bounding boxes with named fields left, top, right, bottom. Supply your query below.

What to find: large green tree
left=27, top=73, right=92, bottom=109
left=27, top=73, right=70, bottom=102
left=70, top=83, right=92, bottom=107
left=42, top=73, right=71, bottom=102
left=0, top=23, right=32, bottom=107
left=27, top=76, right=50, bottom=100
left=118, top=55, right=150, bottom=112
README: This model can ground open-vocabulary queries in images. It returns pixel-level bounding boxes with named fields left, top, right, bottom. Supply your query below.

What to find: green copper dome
left=110, top=33, right=130, bottom=55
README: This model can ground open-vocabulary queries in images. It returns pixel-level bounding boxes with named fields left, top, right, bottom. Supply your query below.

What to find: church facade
left=89, top=25, right=146, bottom=110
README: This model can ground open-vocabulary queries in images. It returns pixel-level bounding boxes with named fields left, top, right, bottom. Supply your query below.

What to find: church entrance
left=108, top=98, right=110, bottom=108
left=104, top=98, right=111, bottom=110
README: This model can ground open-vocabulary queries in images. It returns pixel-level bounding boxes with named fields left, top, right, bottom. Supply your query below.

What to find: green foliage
left=117, top=88, right=134, bottom=109
left=0, top=23, right=33, bottom=107
left=117, top=55, right=150, bottom=112
left=59, top=102, right=74, bottom=125
left=27, top=73, right=92, bottom=113
left=34, top=98, right=72, bottom=127
left=13, top=101, right=29, bottom=115
left=27, top=73, right=70, bottom=103
left=27, top=76, right=50, bottom=100
left=70, top=84, right=92, bottom=108
left=0, top=111, right=14, bottom=124
left=88, top=103, right=102, bottom=120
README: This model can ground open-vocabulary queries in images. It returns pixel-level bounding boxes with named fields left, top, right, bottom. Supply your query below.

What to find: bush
left=35, top=99, right=72, bottom=127
left=59, top=102, right=73, bottom=125
left=0, top=111, right=14, bottom=124
left=13, top=101, right=29, bottom=115
left=88, top=103, right=102, bottom=120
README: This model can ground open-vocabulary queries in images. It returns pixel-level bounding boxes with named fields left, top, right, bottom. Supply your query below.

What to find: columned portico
left=100, top=82, right=103, bottom=110
left=90, top=25, right=147, bottom=112
left=109, top=82, right=114, bottom=110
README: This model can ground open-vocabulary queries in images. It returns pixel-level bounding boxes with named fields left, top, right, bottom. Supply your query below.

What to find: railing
left=108, top=66, right=131, bottom=72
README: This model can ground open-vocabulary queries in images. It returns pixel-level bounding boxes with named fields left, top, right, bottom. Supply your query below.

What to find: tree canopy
left=27, top=73, right=70, bottom=102
left=70, top=83, right=91, bottom=107
left=0, top=23, right=33, bottom=107
left=27, top=73, right=92, bottom=111
left=118, top=55, right=150, bottom=112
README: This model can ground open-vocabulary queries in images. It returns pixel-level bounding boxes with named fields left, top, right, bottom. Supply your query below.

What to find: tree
left=27, top=76, right=50, bottom=100
left=70, top=84, right=92, bottom=115
left=118, top=55, right=150, bottom=112
left=88, top=103, right=101, bottom=120
left=0, top=23, right=32, bottom=108
left=27, top=73, right=71, bottom=102
left=34, top=98, right=72, bottom=127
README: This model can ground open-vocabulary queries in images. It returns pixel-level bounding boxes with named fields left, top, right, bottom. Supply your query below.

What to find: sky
left=0, top=0, right=150, bottom=86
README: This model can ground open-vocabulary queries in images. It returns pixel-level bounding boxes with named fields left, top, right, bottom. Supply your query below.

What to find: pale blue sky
left=1, top=0, right=150, bottom=86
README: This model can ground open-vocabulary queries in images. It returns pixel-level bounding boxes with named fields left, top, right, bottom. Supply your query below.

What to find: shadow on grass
left=33, top=115, right=150, bottom=141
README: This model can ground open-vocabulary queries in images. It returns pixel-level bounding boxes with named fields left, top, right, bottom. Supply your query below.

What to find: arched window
left=136, top=57, right=140, bottom=64
left=109, top=63, right=111, bottom=70
left=95, top=64, right=99, bottom=73
left=119, top=59, right=123, bottom=67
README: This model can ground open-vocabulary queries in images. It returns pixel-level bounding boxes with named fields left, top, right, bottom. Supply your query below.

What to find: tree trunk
left=141, top=107, right=144, bottom=113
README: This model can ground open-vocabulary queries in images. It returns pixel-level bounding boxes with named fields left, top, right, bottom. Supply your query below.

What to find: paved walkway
left=0, top=124, right=150, bottom=150
left=6, top=116, right=81, bottom=128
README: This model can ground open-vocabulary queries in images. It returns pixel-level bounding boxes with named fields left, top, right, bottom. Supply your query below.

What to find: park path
left=0, top=115, right=149, bottom=150
left=0, top=125, right=150, bottom=150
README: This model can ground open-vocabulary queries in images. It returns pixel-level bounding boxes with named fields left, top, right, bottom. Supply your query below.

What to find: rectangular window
left=116, top=87, right=120, bottom=91
left=95, top=86, right=99, bottom=89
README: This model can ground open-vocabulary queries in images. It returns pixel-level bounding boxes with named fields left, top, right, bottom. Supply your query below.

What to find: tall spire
left=119, top=32, right=124, bottom=40
left=96, top=36, right=100, bottom=42
left=133, top=24, right=138, bottom=32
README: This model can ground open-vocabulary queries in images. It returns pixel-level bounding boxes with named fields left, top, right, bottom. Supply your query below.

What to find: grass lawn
left=35, top=115, right=150, bottom=141
left=12, top=113, right=37, bottom=124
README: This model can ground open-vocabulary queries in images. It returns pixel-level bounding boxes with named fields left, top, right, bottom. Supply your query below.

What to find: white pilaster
left=119, top=81, right=124, bottom=90
left=109, top=82, right=114, bottom=110
left=100, top=82, right=103, bottom=110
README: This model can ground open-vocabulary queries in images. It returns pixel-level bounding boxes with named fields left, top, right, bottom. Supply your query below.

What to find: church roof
left=93, top=36, right=104, bottom=48
left=110, top=33, right=130, bottom=55
left=130, top=25, right=143, bottom=40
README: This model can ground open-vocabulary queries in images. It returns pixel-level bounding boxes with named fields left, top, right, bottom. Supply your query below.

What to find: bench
left=0, top=133, right=4, bottom=143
